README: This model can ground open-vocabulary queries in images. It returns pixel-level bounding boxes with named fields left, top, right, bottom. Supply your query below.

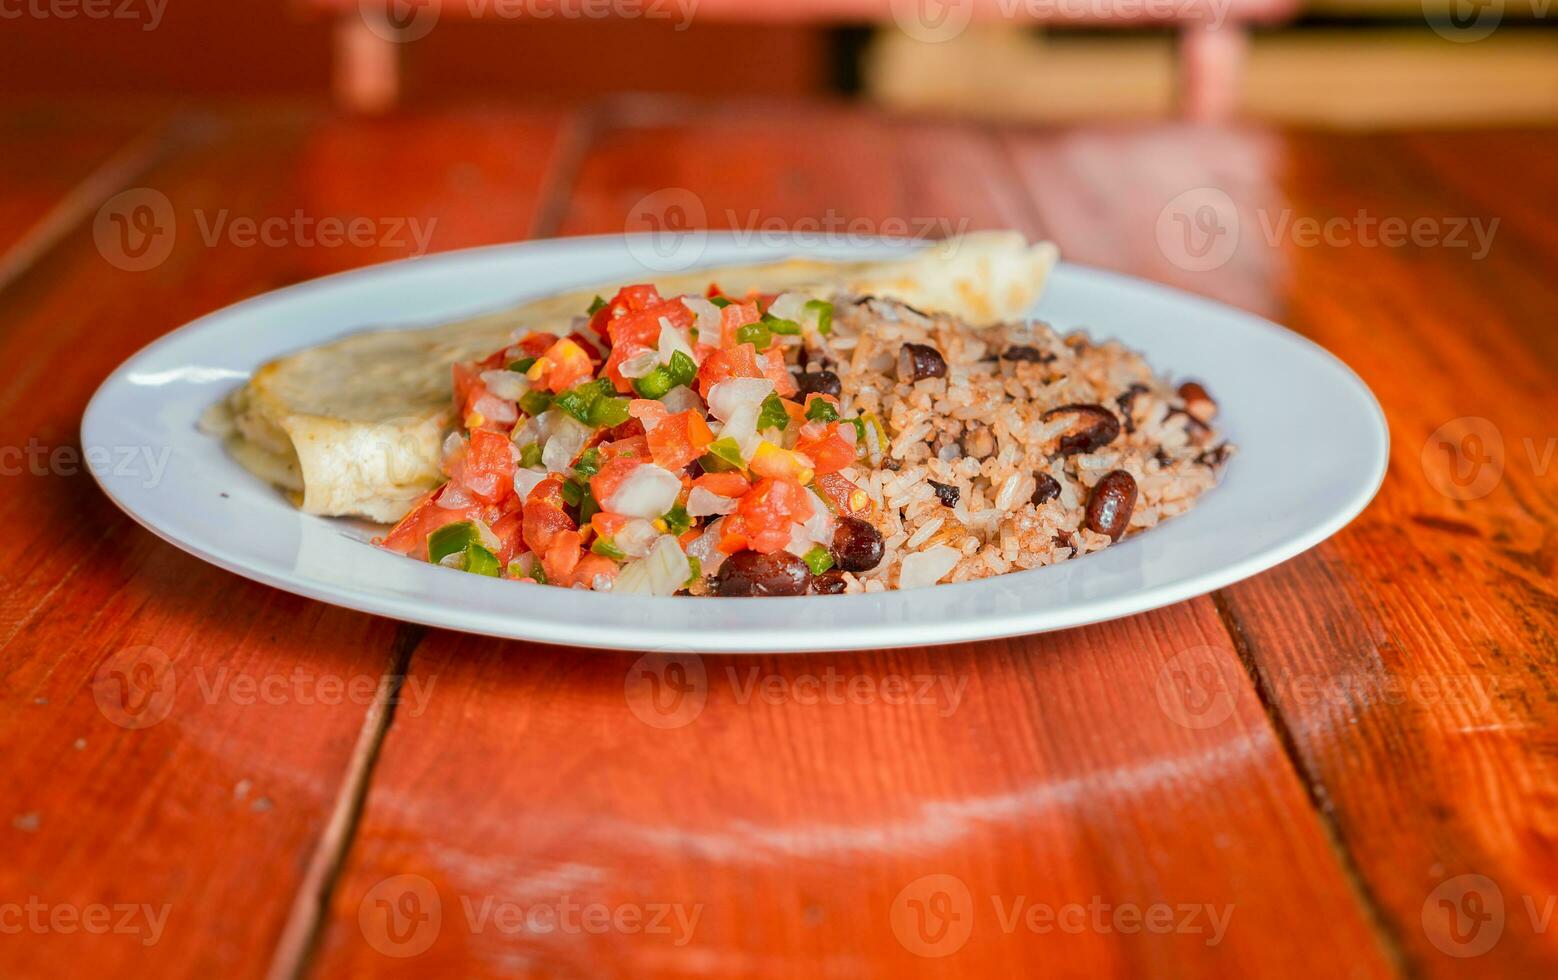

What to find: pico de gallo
left=376, top=284, right=889, bottom=596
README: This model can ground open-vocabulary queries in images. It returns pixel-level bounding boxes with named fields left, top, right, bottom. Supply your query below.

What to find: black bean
left=1197, top=444, right=1232, bottom=468
left=811, top=569, right=848, bottom=594
left=1031, top=473, right=1061, bottom=505
left=1041, top=404, right=1121, bottom=456
left=928, top=480, right=960, bottom=507
left=712, top=551, right=813, bottom=597
left=898, top=343, right=947, bottom=382
left=1085, top=470, right=1138, bottom=542
left=794, top=369, right=842, bottom=399
left=831, top=516, right=885, bottom=573
left=1001, top=345, right=1054, bottom=364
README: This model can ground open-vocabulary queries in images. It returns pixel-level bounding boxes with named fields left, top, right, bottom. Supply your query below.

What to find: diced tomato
left=646, top=410, right=714, bottom=471
left=814, top=471, right=873, bottom=517
left=599, top=434, right=648, bottom=461
left=531, top=337, right=595, bottom=393
left=489, top=509, right=525, bottom=563
left=721, top=477, right=811, bottom=554
left=566, top=331, right=602, bottom=364
left=522, top=475, right=576, bottom=554
left=718, top=301, right=761, bottom=348
left=760, top=348, right=799, bottom=397
left=628, top=398, right=670, bottom=433
left=696, top=342, right=763, bottom=397
left=455, top=428, right=516, bottom=504
left=749, top=442, right=814, bottom=484
left=693, top=471, right=750, bottom=497
left=376, top=486, right=474, bottom=561
left=452, top=361, right=483, bottom=418
left=590, top=456, right=643, bottom=509
left=566, top=553, right=620, bottom=589
left=591, top=511, right=633, bottom=540
left=541, top=530, right=583, bottom=583
left=603, top=341, right=650, bottom=392
left=795, top=423, right=856, bottom=476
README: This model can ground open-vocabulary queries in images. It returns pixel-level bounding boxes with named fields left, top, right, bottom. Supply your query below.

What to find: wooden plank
left=1005, top=126, right=1558, bottom=976
left=309, top=102, right=1394, bottom=978
left=0, top=107, right=571, bottom=978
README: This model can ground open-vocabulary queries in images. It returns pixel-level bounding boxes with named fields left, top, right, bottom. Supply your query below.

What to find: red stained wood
left=1003, top=126, right=1558, bottom=975
left=0, top=107, right=566, bottom=978
left=308, top=103, right=1393, bottom=978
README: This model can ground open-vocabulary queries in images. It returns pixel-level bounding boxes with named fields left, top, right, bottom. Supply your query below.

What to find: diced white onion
left=617, top=348, right=661, bottom=379
left=681, top=295, right=722, bottom=338
left=687, top=486, right=738, bottom=517
left=540, top=411, right=592, bottom=472
left=473, top=394, right=518, bottom=425
left=613, top=535, right=690, bottom=596
left=767, top=291, right=810, bottom=323
left=479, top=369, right=531, bottom=401
left=706, top=378, right=773, bottom=422
left=657, top=316, right=697, bottom=365
left=512, top=468, right=547, bottom=500
left=898, top=545, right=961, bottom=589
left=436, top=484, right=474, bottom=509
left=660, top=385, right=702, bottom=415
left=602, top=463, right=682, bottom=519
left=614, top=518, right=660, bottom=558
left=686, top=519, right=727, bottom=577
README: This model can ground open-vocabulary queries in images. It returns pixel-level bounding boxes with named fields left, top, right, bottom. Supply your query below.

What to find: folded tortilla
left=204, top=232, right=1059, bottom=523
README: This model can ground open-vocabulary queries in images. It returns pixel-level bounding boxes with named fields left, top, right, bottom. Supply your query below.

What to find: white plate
left=82, top=234, right=1387, bottom=653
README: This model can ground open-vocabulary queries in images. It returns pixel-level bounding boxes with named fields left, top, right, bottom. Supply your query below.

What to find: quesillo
left=204, top=232, right=1059, bottom=523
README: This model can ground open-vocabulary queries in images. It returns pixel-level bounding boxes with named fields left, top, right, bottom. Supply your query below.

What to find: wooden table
left=2, top=99, right=1555, bottom=979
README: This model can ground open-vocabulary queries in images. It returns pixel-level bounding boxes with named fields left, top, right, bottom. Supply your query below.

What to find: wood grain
left=0, top=107, right=569, bottom=978
left=307, top=101, right=1392, bottom=978
left=1003, top=125, right=1558, bottom=976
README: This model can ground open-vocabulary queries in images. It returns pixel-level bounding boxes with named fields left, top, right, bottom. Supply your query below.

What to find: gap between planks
left=1211, top=590, right=1413, bottom=977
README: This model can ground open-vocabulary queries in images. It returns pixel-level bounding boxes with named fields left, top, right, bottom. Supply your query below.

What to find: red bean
left=1041, top=404, right=1121, bottom=456
left=713, top=551, right=813, bottom=597
left=795, top=369, right=842, bottom=399
left=831, top=517, right=885, bottom=572
left=810, top=570, right=848, bottom=594
left=1031, top=473, right=1061, bottom=505
left=1085, top=470, right=1138, bottom=541
left=1178, top=380, right=1217, bottom=422
left=898, top=343, right=947, bottom=382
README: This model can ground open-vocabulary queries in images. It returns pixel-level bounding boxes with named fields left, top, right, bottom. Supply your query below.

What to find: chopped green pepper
left=590, top=537, right=625, bottom=560
left=666, top=350, right=698, bottom=388
left=586, top=295, right=607, bottom=315
left=805, top=299, right=833, bottom=335
left=699, top=437, right=745, bottom=472
left=572, top=446, right=602, bottom=478
left=632, top=366, right=675, bottom=400
left=709, top=296, right=732, bottom=308
left=428, top=521, right=480, bottom=565
left=684, top=555, right=702, bottom=587
left=561, top=477, right=584, bottom=508
left=463, top=545, right=501, bottom=577
left=805, top=399, right=839, bottom=423
left=802, top=544, right=835, bottom=577
left=507, top=356, right=537, bottom=373
left=762, top=314, right=801, bottom=335
left=663, top=503, right=692, bottom=536
left=519, top=389, right=553, bottom=417
left=735, top=322, right=771, bottom=349
left=518, top=442, right=543, bottom=469
left=757, top=393, right=790, bottom=432
left=589, top=395, right=631, bottom=428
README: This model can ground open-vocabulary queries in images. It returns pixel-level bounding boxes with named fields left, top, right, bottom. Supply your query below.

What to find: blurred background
left=3, top=0, right=1553, bottom=125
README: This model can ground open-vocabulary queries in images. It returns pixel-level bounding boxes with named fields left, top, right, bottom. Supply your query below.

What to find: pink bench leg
left=334, top=12, right=401, bottom=113
left=1179, top=23, right=1248, bottom=122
